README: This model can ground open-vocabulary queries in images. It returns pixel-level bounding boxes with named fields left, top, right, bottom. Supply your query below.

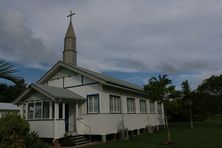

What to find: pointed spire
left=63, top=11, right=77, bottom=66
left=65, top=21, right=75, bottom=38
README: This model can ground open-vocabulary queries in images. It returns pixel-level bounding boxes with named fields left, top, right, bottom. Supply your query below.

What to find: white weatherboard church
left=15, top=13, right=165, bottom=143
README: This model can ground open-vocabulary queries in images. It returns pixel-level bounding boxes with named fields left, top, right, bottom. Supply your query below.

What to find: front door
left=65, top=103, right=77, bottom=133
left=65, top=103, right=69, bottom=132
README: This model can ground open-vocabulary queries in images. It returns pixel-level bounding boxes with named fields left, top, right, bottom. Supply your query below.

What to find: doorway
left=65, top=103, right=69, bottom=132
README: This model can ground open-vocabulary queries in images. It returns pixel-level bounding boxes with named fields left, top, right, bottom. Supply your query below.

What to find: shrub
left=0, top=113, right=49, bottom=148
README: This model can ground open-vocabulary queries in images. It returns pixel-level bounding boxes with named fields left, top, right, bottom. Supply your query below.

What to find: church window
left=43, top=102, right=50, bottom=118
left=35, top=102, right=42, bottom=118
left=87, top=94, right=99, bottom=113
left=23, top=104, right=26, bottom=119
left=127, top=98, right=136, bottom=113
left=157, top=103, right=162, bottom=113
left=140, top=100, right=146, bottom=113
left=27, top=101, right=50, bottom=119
left=28, top=103, right=34, bottom=119
left=110, top=95, right=121, bottom=113
left=150, top=102, right=155, bottom=113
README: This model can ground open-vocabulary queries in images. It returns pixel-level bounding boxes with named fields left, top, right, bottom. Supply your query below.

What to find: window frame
left=157, top=102, right=162, bottom=113
left=140, top=100, right=147, bottom=113
left=35, top=102, right=42, bottom=119
left=27, top=100, right=50, bottom=120
left=87, top=94, right=99, bottom=114
left=127, top=98, right=136, bottom=113
left=109, top=95, right=121, bottom=113
left=150, top=101, right=155, bottom=113
left=28, top=102, right=34, bottom=119
left=43, top=101, right=50, bottom=118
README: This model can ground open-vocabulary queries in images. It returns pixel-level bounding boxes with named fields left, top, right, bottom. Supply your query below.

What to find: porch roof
left=35, top=84, right=86, bottom=101
left=14, top=84, right=86, bottom=104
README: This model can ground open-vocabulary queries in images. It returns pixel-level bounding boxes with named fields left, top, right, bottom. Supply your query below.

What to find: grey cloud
left=0, top=9, right=57, bottom=68
left=156, top=61, right=208, bottom=74
left=1, top=0, right=222, bottom=87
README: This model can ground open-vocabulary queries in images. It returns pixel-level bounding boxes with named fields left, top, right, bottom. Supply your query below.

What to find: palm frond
left=0, top=59, right=21, bottom=85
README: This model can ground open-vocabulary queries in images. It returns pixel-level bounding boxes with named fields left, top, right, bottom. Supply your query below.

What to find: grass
left=89, top=117, right=222, bottom=148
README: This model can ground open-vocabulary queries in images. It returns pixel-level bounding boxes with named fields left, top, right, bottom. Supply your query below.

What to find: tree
left=0, top=81, right=26, bottom=102
left=0, top=113, right=49, bottom=148
left=144, top=74, right=178, bottom=144
left=0, top=59, right=22, bottom=85
left=195, top=74, right=222, bottom=115
left=197, top=75, right=222, bottom=97
left=181, top=80, right=193, bottom=128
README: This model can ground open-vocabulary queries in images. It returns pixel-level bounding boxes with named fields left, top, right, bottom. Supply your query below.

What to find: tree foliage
left=181, top=80, right=193, bottom=128
left=144, top=74, right=176, bottom=102
left=144, top=74, right=179, bottom=144
left=0, top=59, right=22, bottom=85
left=0, top=81, right=26, bottom=102
left=197, top=75, right=222, bottom=97
left=195, top=74, right=222, bottom=115
left=0, top=113, right=49, bottom=148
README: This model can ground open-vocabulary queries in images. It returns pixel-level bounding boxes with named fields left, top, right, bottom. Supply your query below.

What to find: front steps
left=60, top=135, right=91, bottom=146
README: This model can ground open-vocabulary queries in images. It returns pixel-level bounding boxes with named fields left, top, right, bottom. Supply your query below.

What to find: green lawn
left=90, top=118, right=222, bottom=148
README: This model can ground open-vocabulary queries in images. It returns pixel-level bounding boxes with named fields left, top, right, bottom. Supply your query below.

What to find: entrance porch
left=15, top=84, right=86, bottom=139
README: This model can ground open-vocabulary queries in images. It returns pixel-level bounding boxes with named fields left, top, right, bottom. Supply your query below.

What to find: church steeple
left=63, top=11, right=77, bottom=66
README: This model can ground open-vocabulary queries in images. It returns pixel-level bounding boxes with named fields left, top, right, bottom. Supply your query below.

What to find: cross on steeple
left=67, top=11, right=75, bottom=22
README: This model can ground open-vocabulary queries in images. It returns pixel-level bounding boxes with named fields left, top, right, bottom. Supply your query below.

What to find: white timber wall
left=77, top=86, right=165, bottom=135
left=41, top=68, right=164, bottom=136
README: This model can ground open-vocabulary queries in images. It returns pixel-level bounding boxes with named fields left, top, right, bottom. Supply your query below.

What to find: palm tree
left=144, top=74, right=176, bottom=144
left=0, top=59, right=21, bottom=85
left=181, top=80, right=193, bottom=129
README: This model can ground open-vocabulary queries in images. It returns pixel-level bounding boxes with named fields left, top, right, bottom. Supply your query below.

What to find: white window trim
left=127, top=98, right=136, bottom=113
left=150, top=102, right=155, bottom=113
left=27, top=100, right=51, bottom=120
left=140, top=100, right=147, bottom=113
left=109, top=95, right=121, bottom=113
left=87, top=94, right=99, bottom=114
left=157, top=103, right=162, bottom=113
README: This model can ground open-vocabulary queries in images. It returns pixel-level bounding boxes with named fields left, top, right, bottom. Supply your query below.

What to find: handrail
left=77, top=118, right=91, bottom=143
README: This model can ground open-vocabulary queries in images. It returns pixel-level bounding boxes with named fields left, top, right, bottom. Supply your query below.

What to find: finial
left=67, top=10, right=76, bottom=22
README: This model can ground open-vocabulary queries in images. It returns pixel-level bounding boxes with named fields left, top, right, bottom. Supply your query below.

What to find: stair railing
left=77, top=118, right=91, bottom=143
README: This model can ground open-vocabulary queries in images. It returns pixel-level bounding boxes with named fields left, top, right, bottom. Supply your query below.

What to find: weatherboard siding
left=29, top=120, right=54, bottom=138
left=47, top=68, right=96, bottom=88
left=21, top=67, right=165, bottom=138
left=76, top=85, right=165, bottom=135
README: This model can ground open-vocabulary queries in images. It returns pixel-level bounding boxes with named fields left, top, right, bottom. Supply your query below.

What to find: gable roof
left=14, top=84, right=86, bottom=104
left=37, top=61, right=144, bottom=94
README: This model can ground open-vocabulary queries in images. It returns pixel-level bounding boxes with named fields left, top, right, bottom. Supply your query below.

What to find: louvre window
left=150, top=102, right=155, bottom=113
left=28, top=103, right=34, bottom=119
left=157, top=103, right=162, bottom=113
left=127, top=98, right=136, bottom=113
left=140, top=100, right=146, bottom=113
left=27, top=101, right=50, bottom=119
left=35, top=102, right=42, bottom=118
left=43, top=102, right=50, bottom=118
left=110, top=95, right=121, bottom=113
left=87, top=94, right=99, bottom=113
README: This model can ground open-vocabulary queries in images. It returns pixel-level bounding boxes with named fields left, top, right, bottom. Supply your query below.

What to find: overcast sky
left=1, top=0, right=222, bottom=89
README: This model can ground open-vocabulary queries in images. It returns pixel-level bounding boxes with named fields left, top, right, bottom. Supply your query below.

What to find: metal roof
left=0, top=102, right=19, bottom=111
left=75, top=66, right=144, bottom=91
left=33, top=84, right=86, bottom=101
left=14, top=84, right=86, bottom=104
left=37, top=61, right=144, bottom=93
